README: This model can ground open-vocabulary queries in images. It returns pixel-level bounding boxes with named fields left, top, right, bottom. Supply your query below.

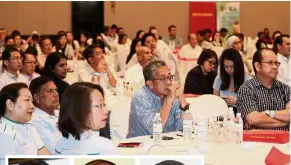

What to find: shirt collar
left=34, top=107, right=59, bottom=119
left=277, top=53, right=289, bottom=63
left=1, top=116, right=25, bottom=126
left=85, top=62, right=96, bottom=75
left=144, top=85, right=166, bottom=103
left=68, top=130, right=100, bottom=140
left=253, top=76, right=280, bottom=89
left=4, top=70, right=19, bottom=80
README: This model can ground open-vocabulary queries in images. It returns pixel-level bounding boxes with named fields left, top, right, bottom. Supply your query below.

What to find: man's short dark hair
left=273, top=34, right=290, bottom=54
left=40, top=36, right=51, bottom=48
left=155, top=160, right=184, bottom=165
left=141, top=33, right=156, bottom=46
left=143, top=60, right=167, bottom=82
left=83, top=42, right=105, bottom=63
left=111, top=24, right=118, bottom=29
left=19, top=160, right=48, bottom=165
left=85, top=159, right=116, bottom=165
left=219, top=28, right=228, bottom=33
left=252, top=48, right=274, bottom=74
left=2, top=46, right=20, bottom=63
left=204, top=28, right=212, bottom=34
left=103, top=26, right=110, bottom=33
left=168, top=25, right=176, bottom=32
left=29, top=76, right=54, bottom=98
left=25, top=46, right=38, bottom=56
left=196, top=30, right=205, bottom=36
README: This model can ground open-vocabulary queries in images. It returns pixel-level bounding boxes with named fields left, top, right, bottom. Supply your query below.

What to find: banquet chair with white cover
left=187, top=94, right=229, bottom=119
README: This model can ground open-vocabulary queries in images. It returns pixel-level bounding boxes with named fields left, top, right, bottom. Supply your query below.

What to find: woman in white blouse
left=66, top=31, right=80, bottom=57
left=0, top=83, right=50, bottom=156
left=55, top=82, right=118, bottom=155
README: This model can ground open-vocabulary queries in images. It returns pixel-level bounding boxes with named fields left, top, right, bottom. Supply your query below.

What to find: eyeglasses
left=23, top=61, right=38, bottom=65
left=9, top=56, right=23, bottom=61
left=261, top=61, right=281, bottom=67
left=152, top=75, right=175, bottom=82
left=207, top=60, right=217, bottom=66
left=91, top=103, right=107, bottom=109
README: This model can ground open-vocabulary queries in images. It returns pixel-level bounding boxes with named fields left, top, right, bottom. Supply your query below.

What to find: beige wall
left=0, top=1, right=289, bottom=40
left=0, top=1, right=71, bottom=35
left=104, top=1, right=290, bottom=42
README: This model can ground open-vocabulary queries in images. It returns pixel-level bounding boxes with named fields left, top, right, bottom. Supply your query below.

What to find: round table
left=116, top=132, right=290, bottom=165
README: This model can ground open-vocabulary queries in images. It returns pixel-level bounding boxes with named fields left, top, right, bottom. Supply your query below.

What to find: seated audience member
left=212, top=31, right=223, bottom=47
left=184, top=49, right=218, bottom=95
left=213, top=48, right=251, bottom=115
left=135, top=29, right=145, bottom=39
left=127, top=60, right=188, bottom=138
left=225, top=35, right=252, bottom=74
left=0, top=47, right=28, bottom=90
left=26, top=33, right=42, bottom=55
left=12, top=33, right=26, bottom=53
left=272, top=30, right=282, bottom=42
left=38, top=36, right=53, bottom=70
left=66, top=31, right=80, bottom=55
left=274, top=34, right=290, bottom=85
left=0, top=83, right=50, bottom=155
left=77, top=31, right=89, bottom=55
left=262, top=28, right=273, bottom=44
left=55, top=82, right=118, bottom=155
left=20, top=46, right=40, bottom=84
left=149, top=27, right=171, bottom=53
left=43, top=52, right=69, bottom=102
left=55, top=31, right=74, bottom=60
left=237, top=48, right=290, bottom=130
left=101, top=26, right=114, bottom=50
left=201, top=28, right=213, bottom=49
left=116, top=27, right=132, bottom=46
left=163, top=25, right=183, bottom=50
left=179, top=33, right=203, bottom=60
left=125, top=38, right=142, bottom=69
left=78, top=43, right=117, bottom=95
left=0, top=36, right=15, bottom=59
left=115, top=33, right=130, bottom=76
left=196, top=30, right=205, bottom=47
left=142, top=33, right=181, bottom=82
left=124, top=46, right=153, bottom=90
left=219, top=28, right=229, bottom=46
left=29, top=76, right=61, bottom=154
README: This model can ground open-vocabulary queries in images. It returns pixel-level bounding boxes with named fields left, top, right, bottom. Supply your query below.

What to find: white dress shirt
left=0, top=116, right=45, bottom=155
left=55, top=130, right=118, bottom=155
left=0, top=70, right=28, bottom=90
left=277, top=53, right=290, bottom=85
left=31, top=107, right=61, bottom=155
left=78, top=62, right=118, bottom=95
left=115, top=44, right=130, bottom=75
left=179, top=43, right=203, bottom=59
left=124, top=63, right=145, bottom=91
left=20, top=72, right=40, bottom=85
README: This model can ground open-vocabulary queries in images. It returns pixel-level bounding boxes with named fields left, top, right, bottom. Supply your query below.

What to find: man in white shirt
left=78, top=43, right=118, bottom=95
left=0, top=47, right=28, bottom=90
left=179, top=33, right=203, bottom=59
left=38, top=37, right=53, bottom=70
left=275, top=34, right=290, bottom=85
left=29, top=76, right=61, bottom=155
left=20, top=47, right=40, bottom=85
left=101, top=26, right=114, bottom=51
left=124, top=46, right=153, bottom=91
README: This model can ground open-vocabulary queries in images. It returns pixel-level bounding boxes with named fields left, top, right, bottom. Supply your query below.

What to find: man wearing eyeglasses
left=0, top=47, right=28, bottom=90
left=127, top=60, right=188, bottom=138
left=29, top=76, right=61, bottom=155
left=237, top=48, right=290, bottom=131
left=20, top=46, right=40, bottom=85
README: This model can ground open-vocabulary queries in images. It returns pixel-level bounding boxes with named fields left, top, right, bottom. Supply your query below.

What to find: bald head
left=188, top=33, right=197, bottom=47
left=137, top=46, right=153, bottom=67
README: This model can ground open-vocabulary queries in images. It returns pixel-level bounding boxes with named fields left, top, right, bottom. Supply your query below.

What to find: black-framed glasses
left=152, top=75, right=175, bottom=82
left=207, top=60, right=217, bottom=66
left=91, top=103, right=107, bottom=109
left=261, top=61, right=281, bottom=67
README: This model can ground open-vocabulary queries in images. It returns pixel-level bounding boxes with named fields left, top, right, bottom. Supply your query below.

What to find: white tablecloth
left=116, top=132, right=290, bottom=165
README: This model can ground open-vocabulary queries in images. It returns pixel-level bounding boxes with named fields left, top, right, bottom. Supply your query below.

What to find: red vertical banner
left=189, top=2, right=216, bottom=34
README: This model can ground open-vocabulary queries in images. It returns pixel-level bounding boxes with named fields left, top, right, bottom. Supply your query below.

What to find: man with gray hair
left=127, top=60, right=188, bottom=138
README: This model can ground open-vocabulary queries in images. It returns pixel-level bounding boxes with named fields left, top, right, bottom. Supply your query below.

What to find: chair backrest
left=188, top=94, right=229, bottom=119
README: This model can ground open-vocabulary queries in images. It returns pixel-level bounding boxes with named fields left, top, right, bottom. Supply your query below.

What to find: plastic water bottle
left=153, top=113, right=162, bottom=142
left=234, top=113, right=244, bottom=144
left=196, top=117, right=208, bottom=153
left=182, top=111, right=193, bottom=142
left=227, top=107, right=236, bottom=143
left=227, top=107, right=235, bottom=122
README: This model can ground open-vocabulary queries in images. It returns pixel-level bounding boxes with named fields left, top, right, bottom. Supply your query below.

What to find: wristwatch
left=265, top=110, right=275, bottom=118
left=179, top=103, right=190, bottom=111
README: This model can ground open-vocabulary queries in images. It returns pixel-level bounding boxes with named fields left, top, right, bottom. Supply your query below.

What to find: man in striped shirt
left=237, top=48, right=290, bottom=131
